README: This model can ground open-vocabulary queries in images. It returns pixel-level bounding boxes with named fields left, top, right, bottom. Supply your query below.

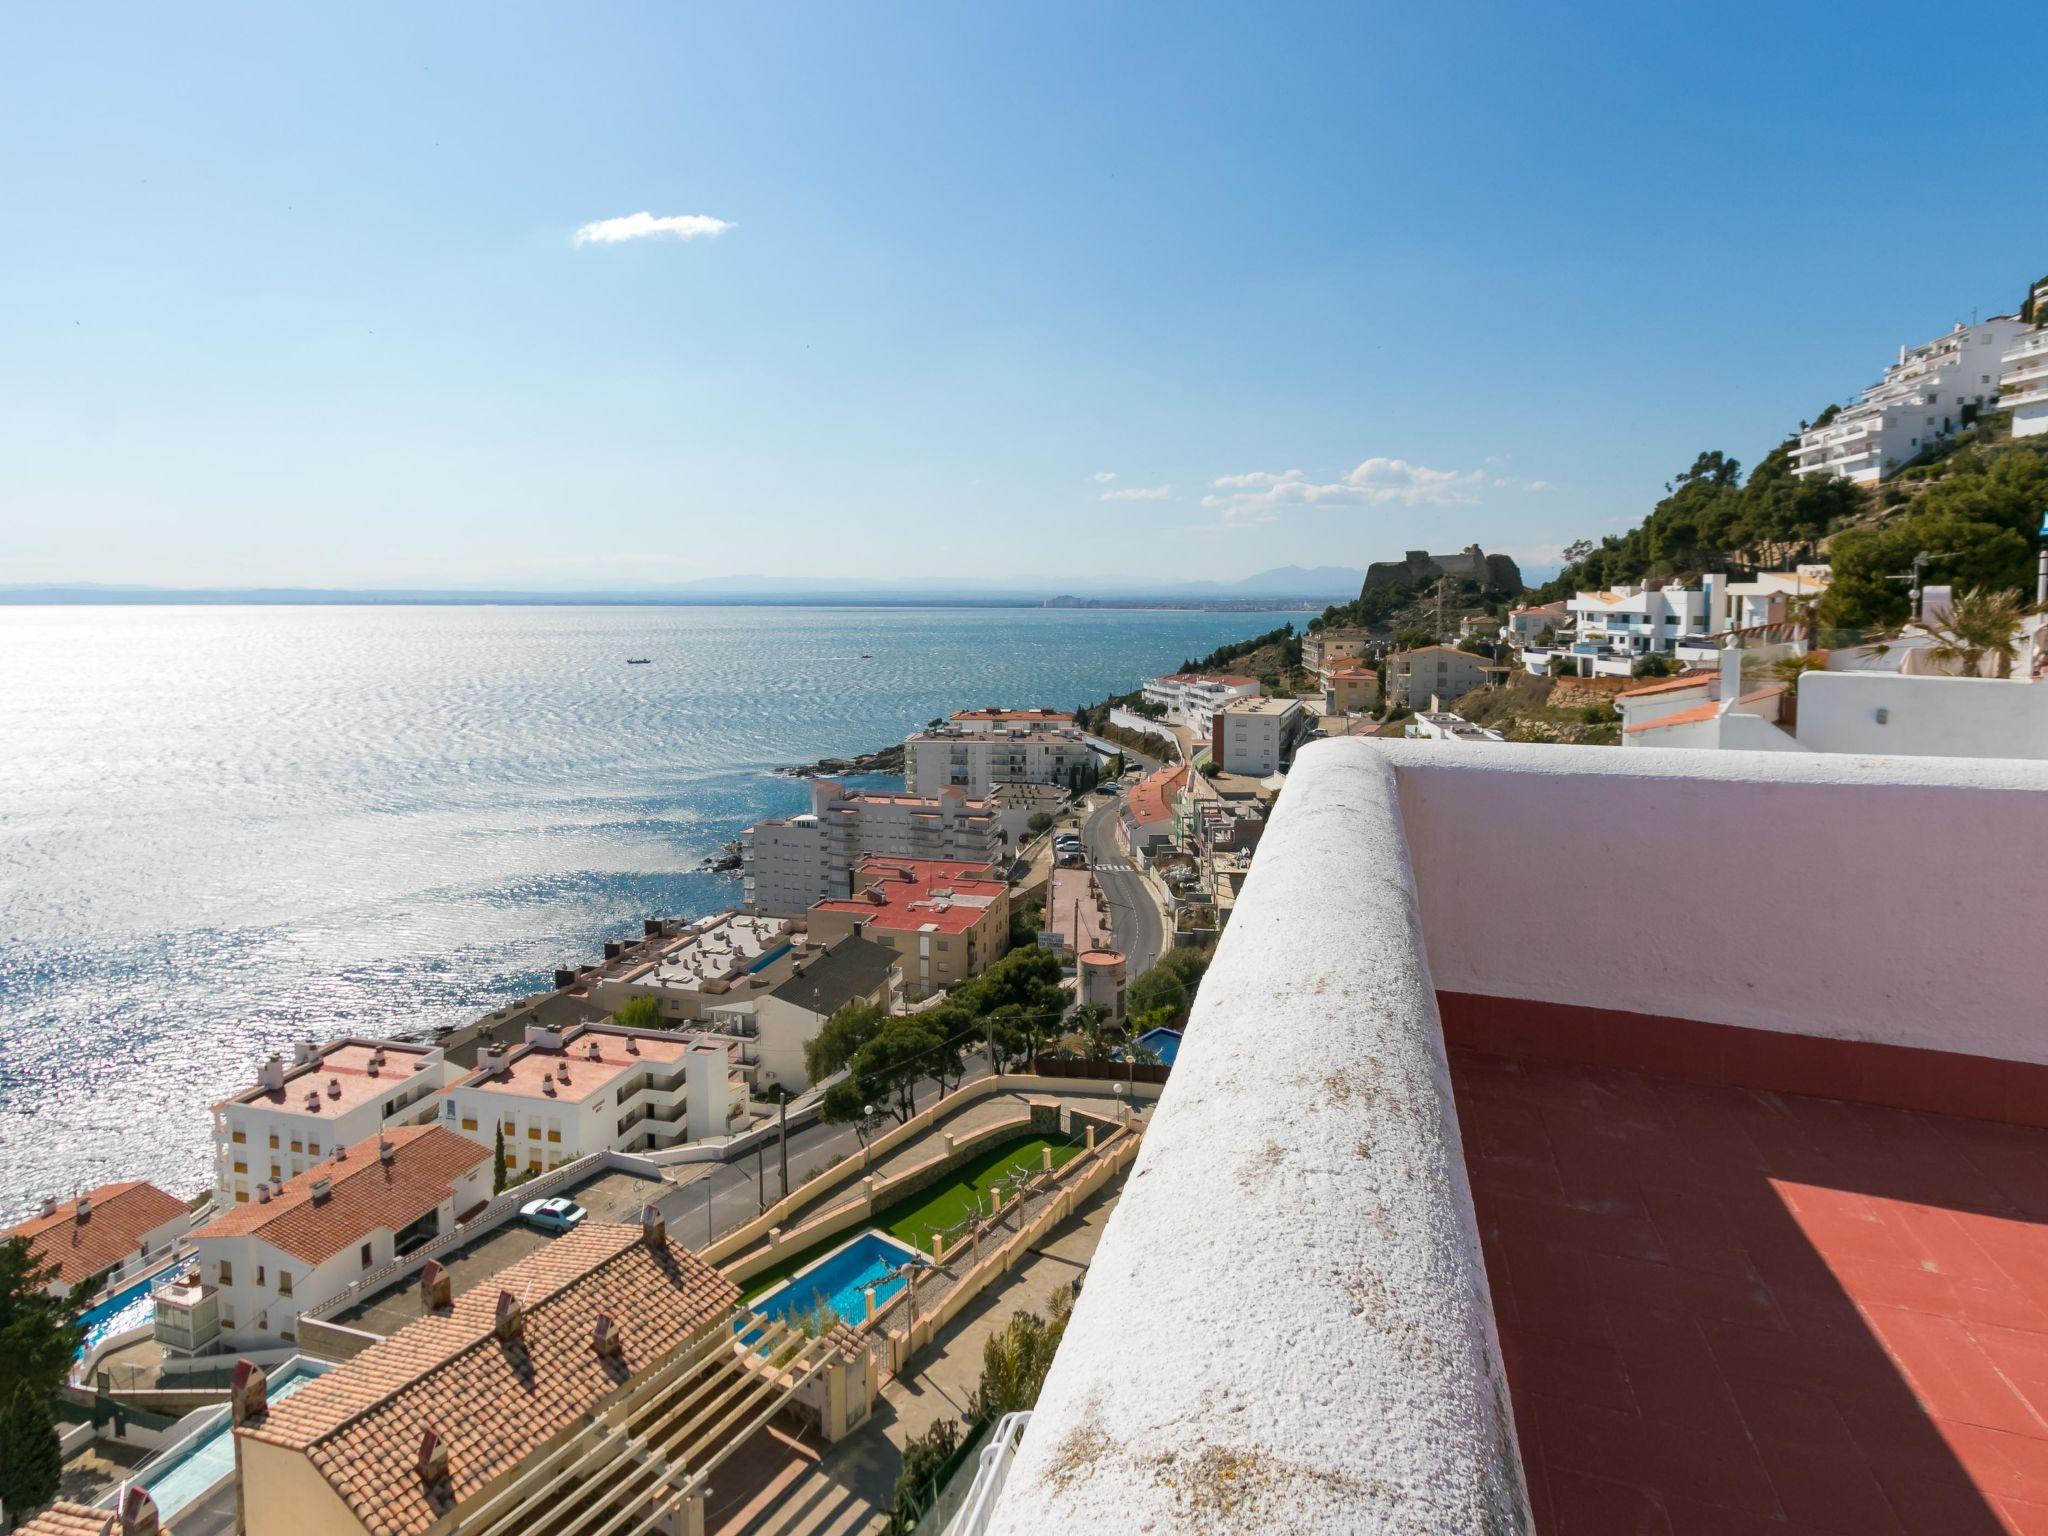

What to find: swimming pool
left=1137, top=1027, right=1182, bottom=1067
left=77, top=1272, right=169, bottom=1362
left=125, top=1360, right=328, bottom=1517
left=745, top=1230, right=925, bottom=1339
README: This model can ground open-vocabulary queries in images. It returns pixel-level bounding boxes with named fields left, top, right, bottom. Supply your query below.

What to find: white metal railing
left=944, top=1412, right=1032, bottom=1536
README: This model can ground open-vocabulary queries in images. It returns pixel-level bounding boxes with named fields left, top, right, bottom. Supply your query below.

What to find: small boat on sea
left=860, top=653, right=872, bottom=659
left=625, top=658, right=652, bottom=665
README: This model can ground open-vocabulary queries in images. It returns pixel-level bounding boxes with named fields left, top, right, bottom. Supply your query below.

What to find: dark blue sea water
left=0, top=603, right=1293, bottom=1214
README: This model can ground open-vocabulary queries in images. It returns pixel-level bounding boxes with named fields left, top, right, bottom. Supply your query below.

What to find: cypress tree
left=494, top=1125, right=507, bottom=1194
left=0, top=1381, right=62, bottom=1521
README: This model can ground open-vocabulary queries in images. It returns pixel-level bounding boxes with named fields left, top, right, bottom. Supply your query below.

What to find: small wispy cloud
left=1101, top=484, right=1171, bottom=502
left=1092, top=471, right=1119, bottom=484
left=1202, top=457, right=1485, bottom=518
left=573, top=211, right=734, bottom=246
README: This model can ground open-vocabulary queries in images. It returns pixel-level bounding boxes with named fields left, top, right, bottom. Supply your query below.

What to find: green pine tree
left=494, top=1125, right=507, bottom=1194
left=0, top=1380, right=62, bottom=1523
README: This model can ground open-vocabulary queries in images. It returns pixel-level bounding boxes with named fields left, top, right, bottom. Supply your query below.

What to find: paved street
left=1081, top=792, right=1165, bottom=978
left=655, top=1057, right=997, bottom=1245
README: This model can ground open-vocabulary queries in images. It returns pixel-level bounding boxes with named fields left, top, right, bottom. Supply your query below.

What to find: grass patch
left=739, top=1134, right=1080, bottom=1302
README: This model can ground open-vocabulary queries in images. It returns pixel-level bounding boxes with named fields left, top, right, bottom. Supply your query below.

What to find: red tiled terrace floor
left=1453, top=1047, right=2048, bottom=1535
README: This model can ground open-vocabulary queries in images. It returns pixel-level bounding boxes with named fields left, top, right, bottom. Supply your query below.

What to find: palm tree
left=1923, top=587, right=2037, bottom=678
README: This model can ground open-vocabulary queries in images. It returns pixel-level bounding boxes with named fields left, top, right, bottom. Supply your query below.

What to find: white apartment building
left=212, top=1039, right=451, bottom=1207
left=903, top=724, right=1099, bottom=796
left=2000, top=325, right=2048, bottom=439
left=1404, top=707, right=1506, bottom=745
left=742, top=778, right=1003, bottom=915
left=944, top=707, right=1075, bottom=733
left=1210, top=697, right=1311, bottom=777
left=1724, top=566, right=1831, bottom=632
left=1568, top=574, right=1729, bottom=659
left=1141, top=672, right=1261, bottom=724
left=439, top=1020, right=749, bottom=1167
left=1794, top=318, right=2028, bottom=483
left=700, top=932, right=902, bottom=1092
left=160, top=1126, right=492, bottom=1355
left=1301, top=628, right=1372, bottom=672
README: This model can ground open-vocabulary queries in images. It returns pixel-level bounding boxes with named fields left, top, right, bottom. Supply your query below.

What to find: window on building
left=256, top=1265, right=265, bottom=1286
left=218, top=1260, right=233, bottom=1285
left=461, top=1116, right=478, bottom=1131
left=308, top=1141, right=319, bottom=1155
left=232, top=1159, right=247, bottom=1175
left=231, top=1128, right=247, bottom=1145
left=267, top=1133, right=278, bottom=1148
left=360, top=1244, right=373, bottom=1269
left=528, top=1126, right=541, bottom=1139
left=277, top=1271, right=293, bottom=1297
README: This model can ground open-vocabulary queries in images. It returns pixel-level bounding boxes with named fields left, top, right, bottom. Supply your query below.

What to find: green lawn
left=739, top=1134, right=1080, bottom=1302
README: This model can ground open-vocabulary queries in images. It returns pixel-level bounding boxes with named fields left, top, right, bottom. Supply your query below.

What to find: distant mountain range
left=0, top=565, right=1386, bottom=606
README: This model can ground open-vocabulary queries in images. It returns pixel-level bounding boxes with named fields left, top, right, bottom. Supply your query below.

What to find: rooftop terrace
left=986, top=739, right=2048, bottom=1535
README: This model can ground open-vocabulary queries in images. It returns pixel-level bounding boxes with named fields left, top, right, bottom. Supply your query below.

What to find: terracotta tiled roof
left=5, top=1182, right=189, bottom=1290
left=1623, top=684, right=1786, bottom=734
left=199, top=1127, right=489, bottom=1266
left=241, top=1224, right=740, bottom=1536
left=1127, top=762, right=1189, bottom=826
left=12, top=1501, right=176, bottom=1536
left=1615, top=672, right=1714, bottom=700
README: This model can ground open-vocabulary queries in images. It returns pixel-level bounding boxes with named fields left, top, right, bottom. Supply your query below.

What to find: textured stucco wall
left=988, top=745, right=1529, bottom=1536
left=1377, top=738, right=2048, bottom=1061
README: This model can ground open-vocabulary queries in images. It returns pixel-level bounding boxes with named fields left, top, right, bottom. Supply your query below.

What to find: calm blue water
left=750, top=1230, right=926, bottom=1336
left=0, top=604, right=1294, bottom=1217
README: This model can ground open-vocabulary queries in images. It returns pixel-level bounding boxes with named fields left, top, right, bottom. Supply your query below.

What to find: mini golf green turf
left=739, top=1134, right=1081, bottom=1302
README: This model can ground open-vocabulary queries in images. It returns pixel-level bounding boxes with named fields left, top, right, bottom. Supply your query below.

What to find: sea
left=0, top=602, right=1297, bottom=1217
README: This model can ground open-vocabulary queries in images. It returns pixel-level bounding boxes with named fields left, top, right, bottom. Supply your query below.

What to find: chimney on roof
left=309, top=1177, right=332, bottom=1204
left=326, top=1077, right=342, bottom=1099
left=257, top=1184, right=271, bottom=1204
left=118, top=1484, right=162, bottom=1536
left=38, top=1195, right=56, bottom=1219
left=640, top=1204, right=666, bottom=1250
left=230, top=1359, right=270, bottom=1425
left=294, top=1039, right=320, bottom=1067
left=417, top=1426, right=450, bottom=1486
left=541, top=1074, right=557, bottom=1097
left=592, top=1312, right=624, bottom=1359
left=379, top=1136, right=395, bottom=1164
left=75, top=1194, right=92, bottom=1221
left=625, top=1036, right=640, bottom=1055
left=420, top=1259, right=452, bottom=1312
left=258, top=1054, right=285, bottom=1091
left=493, top=1290, right=524, bottom=1342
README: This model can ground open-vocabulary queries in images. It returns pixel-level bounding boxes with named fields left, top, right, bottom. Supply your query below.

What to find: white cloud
left=573, top=211, right=734, bottom=246
left=1202, top=457, right=1486, bottom=516
left=1092, top=471, right=1119, bottom=484
left=1101, top=484, right=1171, bottom=502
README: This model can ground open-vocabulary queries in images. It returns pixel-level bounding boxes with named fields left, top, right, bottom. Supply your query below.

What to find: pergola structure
left=445, top=1316, right=864, bottom=1536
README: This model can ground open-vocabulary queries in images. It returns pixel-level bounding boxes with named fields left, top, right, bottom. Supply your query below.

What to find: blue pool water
left=133, top=1361, right=327, bottom=1517
left=748, top=1230, right=926, bottom=1338
left=77, top=1273, right=168, bottom=1361
left=1137, top=1027, right=1183, bottom=1066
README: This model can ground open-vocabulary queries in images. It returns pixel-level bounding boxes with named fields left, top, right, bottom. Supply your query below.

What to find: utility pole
left=756, top=1141, right=766, bottom=1213
left=2037, top=511, right=2048, bottom=608
left=777, top=1097, right=789, bottom=1199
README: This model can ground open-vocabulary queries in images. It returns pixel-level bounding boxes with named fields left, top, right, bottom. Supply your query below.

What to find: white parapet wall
left=1796, top=670, right=2048, bottom=760
left=988, top=743, right=1530, bottom=1535
left=1377, top=738, right=2048, bottom=1063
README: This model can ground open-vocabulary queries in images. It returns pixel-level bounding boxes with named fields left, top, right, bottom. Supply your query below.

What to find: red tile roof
left=200, top=1127, right=490, bottom=1266
left=1126, top=762, right=1189, bottom=826
left=242, top=1223, right=739, bottom=1536
left=1623, top=684, right=1785, bottom=734
left=14, top=1501, right=176, bottom=1536
left=811, top=859, right=1006, bottom=936
left=5, top=1182, right=190, bottom=1290
left=949, top=708, right=1074, bottom=725
left=1615, top=672, right=1715, bottom=700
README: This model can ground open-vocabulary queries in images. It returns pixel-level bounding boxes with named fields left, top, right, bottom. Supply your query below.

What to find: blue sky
left=3, top=2, right=2042, bottom=590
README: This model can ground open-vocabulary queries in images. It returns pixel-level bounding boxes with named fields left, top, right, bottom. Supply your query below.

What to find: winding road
left=1081, top=791, right=1166, bottom=979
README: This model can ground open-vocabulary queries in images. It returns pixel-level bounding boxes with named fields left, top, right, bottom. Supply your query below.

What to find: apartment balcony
left=2000, top=360, right=2048, bottom=393
left=984, top=741, right=2048, bottom=1535
left=2003, top=335, right=2048, bottom=368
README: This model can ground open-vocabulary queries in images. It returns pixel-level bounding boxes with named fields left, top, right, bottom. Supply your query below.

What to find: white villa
left=2001, top=324, right=2048, bottom=439
left=1794, top=317, right=2027, bottom=483
left=212, top=1039, right=451, bottom=1207
left=1140, top=672, right=1260, bottom=724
